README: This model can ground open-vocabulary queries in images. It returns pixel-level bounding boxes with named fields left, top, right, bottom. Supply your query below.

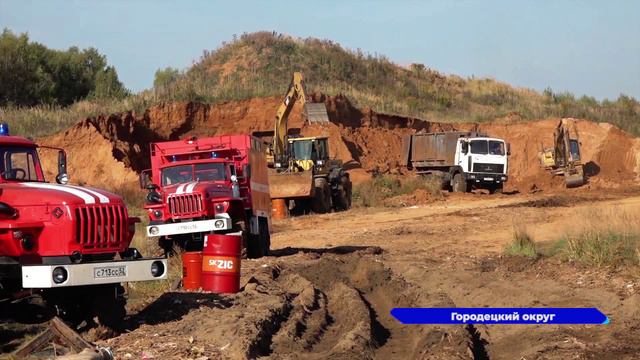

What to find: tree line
left=0, top=29, right=128, bottom=107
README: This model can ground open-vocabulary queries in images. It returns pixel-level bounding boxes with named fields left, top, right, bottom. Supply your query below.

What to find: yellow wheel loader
left=538, top=119, right=585, bottom=188
left=254, top=72, right=352, bottom=215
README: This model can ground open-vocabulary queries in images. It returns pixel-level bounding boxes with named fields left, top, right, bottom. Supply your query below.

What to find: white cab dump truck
left=402, top=131, right=509, bottom=193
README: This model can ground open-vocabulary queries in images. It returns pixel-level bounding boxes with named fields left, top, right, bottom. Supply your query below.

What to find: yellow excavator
left=538, top=119, right=585, bottom=188
left=255, top=72, right=352, bottom=214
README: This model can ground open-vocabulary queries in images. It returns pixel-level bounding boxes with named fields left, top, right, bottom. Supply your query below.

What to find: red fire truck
left=141, top=135, right=272, bottom=258
left=0, top=124, right=167, bottom=327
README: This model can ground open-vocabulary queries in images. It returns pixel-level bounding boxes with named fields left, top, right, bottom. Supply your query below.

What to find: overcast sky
left=2, top=0, right=639, bottom=100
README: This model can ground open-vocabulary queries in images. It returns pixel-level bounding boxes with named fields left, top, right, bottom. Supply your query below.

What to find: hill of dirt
left=40, top=94, right=640, bottom=194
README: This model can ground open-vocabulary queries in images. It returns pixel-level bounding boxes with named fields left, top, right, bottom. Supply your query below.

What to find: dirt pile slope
left=101, top=252, right=474, bottom=359
left=40, top=95, right=640, bottom=193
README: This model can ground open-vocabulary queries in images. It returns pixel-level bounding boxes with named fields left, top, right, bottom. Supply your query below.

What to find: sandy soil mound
left=100, top=251, right=474, bottom=359
left=40, top=95, right=640, bottom=193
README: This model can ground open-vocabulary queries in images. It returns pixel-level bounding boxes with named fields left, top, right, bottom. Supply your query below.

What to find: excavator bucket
left=304, top=103, right=330, bottom=124
left=564, top=165, right=585, bottom=188
left=268, top=169, right=314, bottom=199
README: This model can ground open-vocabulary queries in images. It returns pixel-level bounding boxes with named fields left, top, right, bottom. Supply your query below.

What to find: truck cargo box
left=402, top=131, right=487, bottom=168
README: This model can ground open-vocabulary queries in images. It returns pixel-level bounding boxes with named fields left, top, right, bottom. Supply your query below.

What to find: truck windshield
left=161, top=163, right=226, bottom=186
left=470, top=140, right=488, bottom=154
left=0, top=147, right=42, bottom=181
left=470, top=140, right=505, bottom=155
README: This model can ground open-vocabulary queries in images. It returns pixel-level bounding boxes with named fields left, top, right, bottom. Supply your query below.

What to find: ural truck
left=402, top=131, right=509, bottom=193
left=0, top=124, right=167, bottom=327
left=141, top=135, right=272, bottom=258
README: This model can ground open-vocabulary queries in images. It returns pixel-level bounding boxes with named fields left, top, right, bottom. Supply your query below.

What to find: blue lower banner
left=390, top=308, right=609, bottom=325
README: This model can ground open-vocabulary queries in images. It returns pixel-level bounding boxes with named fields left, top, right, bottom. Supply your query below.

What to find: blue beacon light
left=0, top=123, right=9, bottom=136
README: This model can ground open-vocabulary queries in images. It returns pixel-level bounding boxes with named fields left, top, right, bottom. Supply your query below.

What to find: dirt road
left=4, top=190, right=638, bottom=359
left=91, top=189, right=640, bottom=359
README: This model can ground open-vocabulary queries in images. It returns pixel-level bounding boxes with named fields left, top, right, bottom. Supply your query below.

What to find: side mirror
left=139, top=169, right=152, bottom=190
left=243, top=164, right=251, bottom=179
left=507, top=143, right=511, bottom=156
left=56, top=150, right=69, bottom=184
left=461, top=141, right=469, bottom=154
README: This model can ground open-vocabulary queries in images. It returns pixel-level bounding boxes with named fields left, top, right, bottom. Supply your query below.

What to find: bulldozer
left=538, top=119, right=585, bottom=188
left=254, top=72, right=352, bottom=215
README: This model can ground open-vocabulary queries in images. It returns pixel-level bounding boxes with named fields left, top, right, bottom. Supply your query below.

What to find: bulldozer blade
left=268, top=170, right=314, bottom=199
left=304, top=103, right=330, bottom=123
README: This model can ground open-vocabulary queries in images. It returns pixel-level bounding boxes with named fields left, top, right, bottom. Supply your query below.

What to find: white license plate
left=94, top=266, right=127, bottom=279
left=483, top=177, right=494, bottom=181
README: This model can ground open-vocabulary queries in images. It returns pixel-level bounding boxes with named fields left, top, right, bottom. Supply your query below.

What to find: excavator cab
left=288, top=137, right=330, bottom=171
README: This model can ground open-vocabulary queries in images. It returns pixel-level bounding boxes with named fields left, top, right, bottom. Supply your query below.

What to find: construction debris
left=13, top=317, right=113, bottom=360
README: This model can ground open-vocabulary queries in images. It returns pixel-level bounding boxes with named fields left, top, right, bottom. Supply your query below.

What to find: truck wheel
left=311, top=177, right=332, bottom=213
left=94, top=284, right=126, bottom=330
left=452, top=173, right=468, bottom=193
left=260, top=217, right=270, bottom=257
left=247, top=218, right=270, bottom=258
left=333, top=175, right=352, bottom=211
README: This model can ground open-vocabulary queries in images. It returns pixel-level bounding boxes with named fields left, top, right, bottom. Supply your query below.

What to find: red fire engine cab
left=0, top=123, right=167, bottom=327
left=141, top=135, right=272, bottom=258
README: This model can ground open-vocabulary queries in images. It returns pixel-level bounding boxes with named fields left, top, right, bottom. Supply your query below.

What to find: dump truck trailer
left=402, top=131, right=509, bottom=193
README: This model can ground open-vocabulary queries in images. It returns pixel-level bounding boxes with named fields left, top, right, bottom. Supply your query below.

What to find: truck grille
left=75, top=205, right=127, bottom=249
left=168, top=194, right=203, bottom=216
left=472, top=163, right=504, bottom=174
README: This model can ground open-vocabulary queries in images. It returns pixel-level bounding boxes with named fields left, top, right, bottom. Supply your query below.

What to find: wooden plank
left=13, top=328, right=55, bottom=357
left=49, top=317, right=93, bottom=353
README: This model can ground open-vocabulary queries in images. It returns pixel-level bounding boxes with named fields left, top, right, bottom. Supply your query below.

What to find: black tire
left=94, top=285, right=126, bottom=330
left=247, top=218, right=270, bottom=258
left=452, top=173, right=468, bottom=193
left=311, top=177, right=332, bottom=213
left=333, top=175, right=352, bottom=211
left=260, top=218, right=270, bottom=257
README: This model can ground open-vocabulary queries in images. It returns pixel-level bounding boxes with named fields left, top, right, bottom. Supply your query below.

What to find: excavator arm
left=273, top=72, right=307, bottom=164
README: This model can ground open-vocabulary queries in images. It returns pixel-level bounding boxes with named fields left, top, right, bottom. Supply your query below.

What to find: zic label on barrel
left=202, top=256, right=240, bottom=272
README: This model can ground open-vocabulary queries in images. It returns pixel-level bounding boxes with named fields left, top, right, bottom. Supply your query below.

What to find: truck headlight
left=215, top=203, right=224, bottom=213
left=317, top=160, right=324, bottom=166
left=150, top=261, right=165, bottom=277
left=275, top=162, right=282, bottom=168
left=468, top=174, right=476, bottom=179
left=153, top=210, right=163, bottom=219
left=52, top=267, right=68, bottom=284
left=215, top=220, right=225, bottom=228
left=501, top=176, right=507, bottom=181
left=149, top=226, right=160, bottom=235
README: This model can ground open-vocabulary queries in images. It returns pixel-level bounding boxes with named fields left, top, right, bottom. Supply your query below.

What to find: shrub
left=504, top=225, right=538, bottom=258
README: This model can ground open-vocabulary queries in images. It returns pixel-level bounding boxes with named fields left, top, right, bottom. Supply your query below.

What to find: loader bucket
left=268, top=170, right=314, bottom=199
left=304, top=103, right=330, bottom=123
left=564, top=166, right=585, bottom=188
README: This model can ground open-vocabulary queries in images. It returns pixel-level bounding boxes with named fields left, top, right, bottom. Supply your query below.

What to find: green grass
left=504, top=226, right=538, bottom=258
left=521, top=207, right=640, bottom=268
left=352, top=175, right=442, bottom=207
left=561, top=231, right=640, bottom=267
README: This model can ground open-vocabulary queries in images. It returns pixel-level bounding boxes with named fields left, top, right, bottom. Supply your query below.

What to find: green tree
left=91, top=66, right=129, bottom=99
left=153, top=67, right=180, bottom=89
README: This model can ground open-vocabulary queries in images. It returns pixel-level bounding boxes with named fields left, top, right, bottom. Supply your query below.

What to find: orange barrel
left=271, top=199, right=288, bottom=220
left=181, top=251, right=203, bottom=290
left=201, top=234, right=241, bottom=293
